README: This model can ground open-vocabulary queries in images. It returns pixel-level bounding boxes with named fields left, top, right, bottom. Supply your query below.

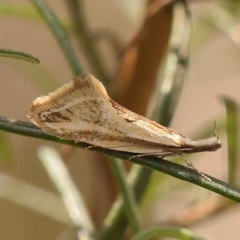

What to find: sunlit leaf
left=0, top=49, right=40, bottom=64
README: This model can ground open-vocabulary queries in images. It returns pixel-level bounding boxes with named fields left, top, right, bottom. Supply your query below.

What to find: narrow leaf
left=0, top=48, right=40, bottom=63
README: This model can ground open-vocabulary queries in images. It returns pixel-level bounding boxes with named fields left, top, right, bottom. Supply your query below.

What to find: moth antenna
left=179, top=155, right=212, bottom=182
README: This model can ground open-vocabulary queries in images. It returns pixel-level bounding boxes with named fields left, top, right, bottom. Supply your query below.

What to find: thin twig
left=108, top=158, right=141, bottom=234
left=0, top=116, right=240, bottom=202
left=38, top=146, right=95, bottom=237
left=100, top=166, right=151, bottom=239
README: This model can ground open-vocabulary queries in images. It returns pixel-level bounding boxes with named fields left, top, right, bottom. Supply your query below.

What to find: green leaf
left=0, top=48, right=40, bottom=64
left=1, top=117, right=240, bottom=203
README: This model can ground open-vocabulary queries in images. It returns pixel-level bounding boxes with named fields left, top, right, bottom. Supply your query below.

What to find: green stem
left=108, top=158, right=141, bottom=234
left=30, top=0, right=83, bottom=75
left=100, top=166, right=150, bottom=239
left=1, top=116, right=240, bottom=203
left=102, top=2, right=191, bottom=238
left=150, top=1, right=190, bottom=125
left=65, top=0, right=110, bottom=84
left=38, top=146, right=95, bottom=236
left=0, top=48, right=40, bottom=63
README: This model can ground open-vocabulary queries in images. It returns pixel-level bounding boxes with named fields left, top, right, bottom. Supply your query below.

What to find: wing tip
left=184, top=136, right=223, bottom=152
left=73, top=74, right=108, bottom=97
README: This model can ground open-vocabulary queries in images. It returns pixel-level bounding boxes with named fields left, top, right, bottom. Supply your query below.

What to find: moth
left=28, top=74, right=222, bottom=158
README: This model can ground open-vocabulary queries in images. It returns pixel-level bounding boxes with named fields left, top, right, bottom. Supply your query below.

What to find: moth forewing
left=28, top=74, right=222, bottom=156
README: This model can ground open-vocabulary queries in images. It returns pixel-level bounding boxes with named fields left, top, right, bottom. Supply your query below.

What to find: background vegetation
left=0, top=0, right=240, bottom=239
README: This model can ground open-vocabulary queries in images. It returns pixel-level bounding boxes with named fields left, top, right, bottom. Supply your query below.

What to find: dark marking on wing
left=39, top=111, right=71, bottom=123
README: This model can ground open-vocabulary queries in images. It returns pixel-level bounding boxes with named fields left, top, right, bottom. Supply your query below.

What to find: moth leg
left=179, top=155, right=212, bottom=182
left=178, top=155, right=196, bottom=169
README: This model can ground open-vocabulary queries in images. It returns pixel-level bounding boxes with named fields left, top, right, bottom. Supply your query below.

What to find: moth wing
left=28, top=74, right=114, bottom=135
left=28, top=74, right=183, bottom=152
left=108, top=100, right=184, bottom=146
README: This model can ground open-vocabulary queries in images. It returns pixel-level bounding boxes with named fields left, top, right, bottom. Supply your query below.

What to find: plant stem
left=31, top=0, right=83, bottom=75
left=108, top=158, right=141, bottom=234
left=149, top=0, right=190, bottom=125
left=38, top=146, right=95, bottom=237
left=65, top=0, right=110, bottom=84
left=100, top=166, right=151, bottom=239
left=1, top=116, right=240, bottom=203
